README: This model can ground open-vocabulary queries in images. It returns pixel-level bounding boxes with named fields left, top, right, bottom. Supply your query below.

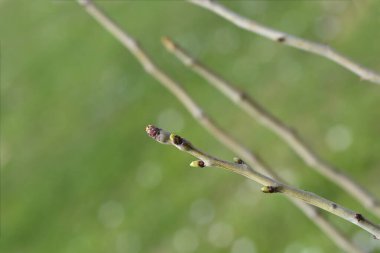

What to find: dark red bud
left=146, top=125, right=160, bottom=138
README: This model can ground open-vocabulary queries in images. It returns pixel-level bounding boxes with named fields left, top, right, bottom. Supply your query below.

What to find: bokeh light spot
left=231, top=237, right=256, bottom=253
left=157, top=108, right=185, bottom=133
left=325, top=125, right=352, bottom=152
left=208, top=222, right=234, bottom=248
left=135, top=162, right=163, bottom=189
left=189, top=198, right=215, bottom=225
left=173, top=227, right=199, bottom=253
left=98, top=200, right=125, bottom=229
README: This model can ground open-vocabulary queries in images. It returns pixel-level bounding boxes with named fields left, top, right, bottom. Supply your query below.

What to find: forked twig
left=188, top=0, right=380, bottom=85
left=77, top=0, right=372, bottom=250
left=161, top=37, right=380, bottom=219
left=146, top=125, right=380, bottom=240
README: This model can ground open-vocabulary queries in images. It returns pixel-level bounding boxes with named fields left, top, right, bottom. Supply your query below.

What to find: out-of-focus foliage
left=1, top=0, right=380, bottom=252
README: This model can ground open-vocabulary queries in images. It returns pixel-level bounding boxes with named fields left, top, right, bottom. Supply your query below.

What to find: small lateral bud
left=190, top=160, right=205, bottom=168
left=261, top=186, right=279, bottom=193
left=170, top=134, right=183, bottom=145
left=355, top=213, right=365, bottom=222
left=233, top=157, right=244, bottom=164
left=277, top=36, right=286, bottom=42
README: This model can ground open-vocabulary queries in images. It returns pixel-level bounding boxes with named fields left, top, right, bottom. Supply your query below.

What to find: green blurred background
left=1, top=0, right=380, bottom=252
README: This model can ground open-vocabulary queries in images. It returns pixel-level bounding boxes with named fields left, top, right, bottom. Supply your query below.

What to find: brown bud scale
left=172, top=135, right=183, bottom=145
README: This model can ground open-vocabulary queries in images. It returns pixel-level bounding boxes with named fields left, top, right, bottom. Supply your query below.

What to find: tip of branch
left=146, top=124, right=159, bottom=138
left=161, top=36, right=175, bottom=51
left=145, top=125, right=170, bottom=144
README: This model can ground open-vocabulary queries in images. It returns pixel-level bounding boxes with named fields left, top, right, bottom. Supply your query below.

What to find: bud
left=145, top=125, right=170, bottom=144
left=261, top=186, right=279, bottom=193
left=233, top=157, right=244, bottom=164
left=170, top=134, right=183, bottom=145
left=146, top=125, right=160, bottom=138
left=190, top=160, right=205, bottom=168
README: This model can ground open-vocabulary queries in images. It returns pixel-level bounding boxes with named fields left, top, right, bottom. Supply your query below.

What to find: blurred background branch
left=189, top=0, right=380, bottom=85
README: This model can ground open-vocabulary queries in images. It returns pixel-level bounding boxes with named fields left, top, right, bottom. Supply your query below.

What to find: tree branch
left=161, top=37, right=380, bottom=219
left=188, top=0, right=380, bottom=85
left=146, top=125, right=380, bottom=240
left=77, top=1, right=370, bottom=250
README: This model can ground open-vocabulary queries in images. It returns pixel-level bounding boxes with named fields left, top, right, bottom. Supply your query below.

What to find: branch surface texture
left=161, top=37, right=380, bottom=219
left=146, top=125, right=380, bottom=240
left=77, top=1, right=370, bottom=251
left=188, top=0, right=380, bottom=85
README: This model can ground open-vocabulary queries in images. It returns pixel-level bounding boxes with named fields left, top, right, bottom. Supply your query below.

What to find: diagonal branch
left=77, top=1, right=369, bottom=251
left=161, top=37, right=380, bottom=219
left=146, top=125, right=380, bottom=240
left=188, top=0, right=380, bottom=85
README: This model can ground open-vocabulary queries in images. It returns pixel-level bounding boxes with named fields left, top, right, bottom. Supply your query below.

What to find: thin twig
left=146, top=125, right=380, bottom=239
left=77, top=1, right=369, bottom=250
left=161, top=37, right=380, bottom=219
left=188, top=0, right=380, bottom=85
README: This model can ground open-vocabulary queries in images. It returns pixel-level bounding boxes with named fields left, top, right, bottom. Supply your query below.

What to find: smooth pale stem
left=146, top=125, right=380, bottom=240
left=187, top=0, right=380, bottom=84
